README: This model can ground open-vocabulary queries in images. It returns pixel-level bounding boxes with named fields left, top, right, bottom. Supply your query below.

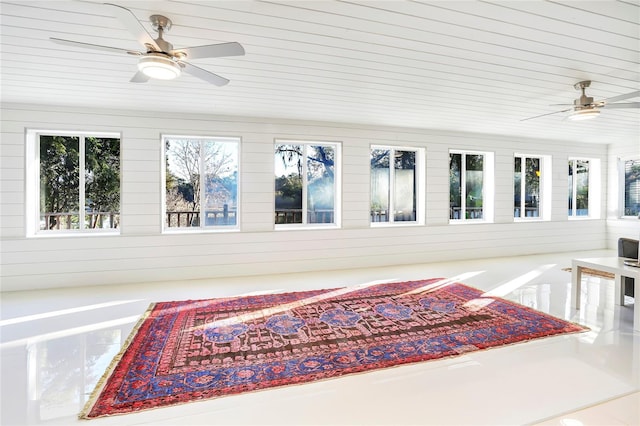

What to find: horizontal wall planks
left=0, top=103, right=612, bottom=291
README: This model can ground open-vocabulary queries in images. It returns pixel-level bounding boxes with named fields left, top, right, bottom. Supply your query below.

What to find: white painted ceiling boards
left=1, top=0, right=638, bottom=144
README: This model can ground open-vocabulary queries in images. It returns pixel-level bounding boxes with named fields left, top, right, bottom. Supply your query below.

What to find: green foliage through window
left=164, top=137, right=239, bottom=228
left=568, top=159, right=589, bottom=217
left=39, top=134, right=120, bottom=231
left=624, top=159, right=640, bottom=217
left=514, top=155, right=541, bottom=218
left=275, top=142, right=337, bottom=225
left=450, top=152, right=484, bottom=220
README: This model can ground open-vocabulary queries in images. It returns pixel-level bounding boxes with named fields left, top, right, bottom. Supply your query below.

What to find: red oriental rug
left=81, top=279, right=587, bottom=419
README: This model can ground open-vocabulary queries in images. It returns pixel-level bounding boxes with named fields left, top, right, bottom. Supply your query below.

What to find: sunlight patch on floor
left=482, top=264, right=556, bottom=297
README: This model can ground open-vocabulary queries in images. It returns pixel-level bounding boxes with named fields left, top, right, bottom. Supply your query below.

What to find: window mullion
left=302, top=144, right=308, bottom=225
left=200, top=139, right=206, bottom=229
left=389, top=149, right=396, bottom=223
left=79, top=135, right=86, bottom=230
left=461, top=154, right=467, bottom=219
left=520, top=158, right=526, bottom=218
left=572, top=160, right=578, bottom=217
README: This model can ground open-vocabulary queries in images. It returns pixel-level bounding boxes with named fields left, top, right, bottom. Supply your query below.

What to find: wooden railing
left=166, top=206, right=236, bottom=227
left=449, top=207, right=483, bottom=220
left=514, top=207, right=540, bottom=217
left=41, top=212, right=119, bottom=230
left=371, top=210, right=416, bottom=222
left=275, top=209, right=334, bottom=224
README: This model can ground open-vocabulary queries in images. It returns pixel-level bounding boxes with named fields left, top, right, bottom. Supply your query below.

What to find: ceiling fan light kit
left=137, top=53, right=181, bottom=80
left=567, top=108, right=600, bottom=121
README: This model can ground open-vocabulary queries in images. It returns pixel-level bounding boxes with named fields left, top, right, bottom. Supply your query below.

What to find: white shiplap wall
left=0, top=103, right=609, bottom=292
left=606, top=139, right=640, bottom=249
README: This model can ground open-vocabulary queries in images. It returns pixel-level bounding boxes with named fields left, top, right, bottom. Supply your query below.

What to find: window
left=568, top=159, right=590, bottom=217
left=514, top=155, right=541, bottom=218
left=450, top=151, right=493, bottom=221
left=27, top=131, right=120, bottom=234
left=163, top=136, right=239, bottom=230
left=622, top=158, right=640, bottom=217
left=370, top=146, right=423, bottom=224
left=274, top=140, right=339, bottom=226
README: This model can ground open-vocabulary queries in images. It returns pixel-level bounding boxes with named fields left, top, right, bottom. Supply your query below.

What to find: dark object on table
left=618, top=238, right=638, bottom=297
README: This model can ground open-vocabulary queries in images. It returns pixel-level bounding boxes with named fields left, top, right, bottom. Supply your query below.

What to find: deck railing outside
left=41, top=212, right=119, bottom=230
left=275, top=209, right=334, bottom=224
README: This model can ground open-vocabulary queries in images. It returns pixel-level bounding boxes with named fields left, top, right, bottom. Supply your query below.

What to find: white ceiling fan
left=522, top=81, right=639, bottom=122
left=50, top=3, right=245, bottom=86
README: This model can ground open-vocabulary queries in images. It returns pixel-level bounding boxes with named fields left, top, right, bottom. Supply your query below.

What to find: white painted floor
left=1, top=249, right=638, bottom=426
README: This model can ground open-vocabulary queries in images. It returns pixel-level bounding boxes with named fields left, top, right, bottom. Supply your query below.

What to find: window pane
left=514, top=157, right=522, bottom=217
left=449, top=153, right=462, bottom=219
left=85, top=137, right=120, bottom=229
left=275, top=144, right=303, bottom=224
left=525, top=157, right=540, bottom=217
left=568, top=161, right=574, bottom=215
left=465, top=154, right=483, bottom=219
left=307, top=145, right=335, bottom=224
left=624, top=159, right=640, bottom=217
left=371, top=149, right=390, bottom=222
left=394, top=150, right=416, bottom=221
left=165, top=139, right=201, bottom=227
left=576, top=160, right=589, bottom=216
left=39, top=135, right=80, bottom=230
left=203, top=140, right=238, bottom=226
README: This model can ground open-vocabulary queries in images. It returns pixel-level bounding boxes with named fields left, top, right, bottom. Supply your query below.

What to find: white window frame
left=568, top=157, right=601, bottom=220
left=449, top=149, right=494, bottom=224
left=619, top=157, right=640, bottom=219
left=370, top=145, right=425, bottom=227
left=25, top=129, right=121, bottom=237
left=274, top=139, right=341, bottom=229
left=162, top=135, right=241, bottom=233
left=514, top=153, right=551, bottom=222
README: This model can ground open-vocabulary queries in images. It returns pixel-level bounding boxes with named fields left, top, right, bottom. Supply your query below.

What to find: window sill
left=275, top=224, right=340, bottom=231
left=28, top=230, right=120, bottom=238
left=370, top=222, right=424, bottom=228
left=448, top=219, right=492, bottom=225
left=163, top=227, right=240, bottom=234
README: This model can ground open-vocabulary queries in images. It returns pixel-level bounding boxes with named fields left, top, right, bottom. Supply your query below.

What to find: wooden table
left=571, top=257, right=640, bottom=332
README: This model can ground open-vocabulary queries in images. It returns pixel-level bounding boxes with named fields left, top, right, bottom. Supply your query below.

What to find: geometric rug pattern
left=81, top=279, right=586, bottom=418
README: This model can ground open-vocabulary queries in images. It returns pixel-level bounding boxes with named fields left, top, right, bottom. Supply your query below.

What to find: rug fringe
left=79, top=302, right=156, bottom=420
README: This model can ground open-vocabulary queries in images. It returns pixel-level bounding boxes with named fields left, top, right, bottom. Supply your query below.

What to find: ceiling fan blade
left=104, top=3, right=160, bottom=51
left=603, top=90, right=640, bottom=103
left=50, top=37, right=141, bottom=55
left=130, top=71, right=150, bottom=83
left=603, top=102, right=640, bottom=109
left=520, top=108, right=572, bottom=122
left=181, top=61, right=230, bottom=86
left=174, top=42, right=245, bottom=61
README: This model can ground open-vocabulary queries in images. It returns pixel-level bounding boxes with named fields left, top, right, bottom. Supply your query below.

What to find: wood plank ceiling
left=1, top=0, right=638, bottom=144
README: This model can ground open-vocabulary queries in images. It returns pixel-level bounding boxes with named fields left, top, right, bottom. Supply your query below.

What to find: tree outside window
left=450, top=152, right=484, bottom=220
left=275, top=141, right=338, bottom=225
left=623, top=159, right=640, bottom=217
left=568, top=159, right=589, bottom=217
left=370, top=147, right=417, bottom=223
left=38, top=134, right=120, bottom=231
left=514, top=155, right=541, bottom=218
left=164, top=136, right=239, bottom=229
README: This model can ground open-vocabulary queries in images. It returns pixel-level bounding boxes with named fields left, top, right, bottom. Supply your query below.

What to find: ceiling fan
left=521, top=81, right=639, bottom=122
left=50, top=3, right=244, bottom=86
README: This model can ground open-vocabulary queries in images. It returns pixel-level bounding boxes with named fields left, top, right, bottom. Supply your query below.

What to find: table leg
left=571, top=262, right=582, bottom=310
left=614, top=274, right=624, bottom=306
left=634, top=279, right=640, bottom=332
